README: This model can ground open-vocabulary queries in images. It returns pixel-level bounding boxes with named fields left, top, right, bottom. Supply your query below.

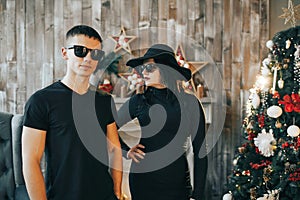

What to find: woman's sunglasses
left=66, top=45, right=105, bottom=61
left=139, top=63, right=157, bottom=73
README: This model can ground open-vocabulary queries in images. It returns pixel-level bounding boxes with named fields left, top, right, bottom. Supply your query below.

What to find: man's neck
left=61, top=76, right=90, bottom=95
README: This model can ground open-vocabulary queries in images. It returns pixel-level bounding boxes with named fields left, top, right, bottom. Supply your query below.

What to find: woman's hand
left=116, top=193, right=128, bottom=200
left=127, top=144, right=145, bottom=163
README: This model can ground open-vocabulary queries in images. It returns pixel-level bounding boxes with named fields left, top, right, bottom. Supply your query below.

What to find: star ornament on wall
left=175, top=45, right=208, bottom=74
left=279, top=0, right=300, bottom=27
left=175, top=45, right=208, bottom=91
left=109, top=26, right=137, bottom=54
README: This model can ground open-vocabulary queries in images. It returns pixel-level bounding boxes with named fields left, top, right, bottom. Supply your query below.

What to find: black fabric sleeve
left=116, top=97, right=136, bottom=128
left=23, top=91, right=48, bottom=131
left=190, top=99, right=208, bottom=200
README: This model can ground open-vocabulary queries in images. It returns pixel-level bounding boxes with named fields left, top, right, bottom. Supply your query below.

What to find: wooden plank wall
left=0, top=0, right=270, bottom=199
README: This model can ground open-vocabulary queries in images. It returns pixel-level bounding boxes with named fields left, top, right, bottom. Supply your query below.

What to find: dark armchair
left=0, top=112, right=29, bottom=200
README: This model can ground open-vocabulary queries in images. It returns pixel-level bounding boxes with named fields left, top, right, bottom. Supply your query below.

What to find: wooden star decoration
left=110, top=26, right=137, bottom=54
left=187, top=61, right=209, bottom=75
left=279, top=0, right=300, bottom=27
left=175, top=45, right=209, bottom=92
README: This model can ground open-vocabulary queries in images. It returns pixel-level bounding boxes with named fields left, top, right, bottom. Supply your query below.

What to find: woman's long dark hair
left=154, top=57, right=185, bottom=94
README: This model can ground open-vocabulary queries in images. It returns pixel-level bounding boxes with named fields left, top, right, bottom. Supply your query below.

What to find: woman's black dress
left=117, top=87, right=207, bottom=200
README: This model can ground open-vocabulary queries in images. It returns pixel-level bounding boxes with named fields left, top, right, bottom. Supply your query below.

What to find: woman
left=117, top=44, right=208, bottom=200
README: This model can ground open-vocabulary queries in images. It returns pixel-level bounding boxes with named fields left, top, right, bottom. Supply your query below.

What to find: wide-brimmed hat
left=126, top=44, right=191, bottom=80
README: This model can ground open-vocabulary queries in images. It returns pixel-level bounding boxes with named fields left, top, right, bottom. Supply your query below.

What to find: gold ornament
left=247, top=120, right=254, bottom=130
left=238, top=147, right=246, bottom=153
left=250, top=188, right=257, bottom=200
left=275, top=120, right=282, bottom=128
left=284, top=58, right=291, bottom=63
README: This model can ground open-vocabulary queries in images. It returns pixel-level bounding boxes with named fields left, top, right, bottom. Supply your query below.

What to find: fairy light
left=256, top=75, right=271, bottom=91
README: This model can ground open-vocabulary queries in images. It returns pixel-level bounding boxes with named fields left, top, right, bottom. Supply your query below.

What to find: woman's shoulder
left=178, top=91, right=205, bottom=112
left=129, top=93, right=145, bottom=103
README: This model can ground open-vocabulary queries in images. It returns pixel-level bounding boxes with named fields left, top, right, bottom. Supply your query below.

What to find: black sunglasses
left=139, top=63, right=157, bottom=73
left=66, top=45, right=105, bottom=61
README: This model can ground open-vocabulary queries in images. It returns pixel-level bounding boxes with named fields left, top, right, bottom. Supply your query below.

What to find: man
left=22, top=25, right=122, bottom=200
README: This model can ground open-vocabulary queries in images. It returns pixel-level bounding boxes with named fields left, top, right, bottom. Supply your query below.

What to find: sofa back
left=0, top=112, right=15, bottom=200
left=0, top=112, right=29, bottom=200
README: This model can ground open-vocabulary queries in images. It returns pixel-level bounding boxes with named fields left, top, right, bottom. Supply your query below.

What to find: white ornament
left=131, top=80, right=137, bottom=85
left=252, top=93, right=261, bottom=109
left=103, top=79, right=110, bottom=84
left=222, top=193, right=233, bottom=200
left=267, top=105, right=283, bottom=118
left=137, top=78, right=143, bottom=83
left=129, top=84, right=135, bottom=91
left=127, top=76, right=133, bottom=81
left=183, top=63, right=190, bottom=69
left=262, top=58, right=271, bottom=68
left=122, top=43, right=128, bottom=48
left=286, top=39, right=291, bottom=49
left=272, top=67, right=278, bottom=93
left=132, top=73, right=138, bottom=79
left=257, top=197, right=267, bottom=200
left=257, top=190, right=280, bottom=200
left=254, top=129, right=276, bottom=157
left=249, top=88, right=256, bottom=93
left=184, top=82, right=190, bottom=87
left=255, top=75, right=272, bottom=92
left=247, top=122, right=254, bottom=130
left=233, top=159, right=238, bottom=166
left=118, top=35, right=125, bottom=45
left=266, top=40, right=274, bottom=49
left=278, top=78, right=284, bottom=89
left=294, top=45, right=300, bottom=58
left=261, top=66, right=271, bottom=77
left=257, top=194, right=268, bottom=200
left=287, top=125, right=300, bottom=137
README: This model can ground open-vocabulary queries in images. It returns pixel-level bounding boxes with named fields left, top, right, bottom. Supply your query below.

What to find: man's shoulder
left=29, top=82, right=59, bottom=98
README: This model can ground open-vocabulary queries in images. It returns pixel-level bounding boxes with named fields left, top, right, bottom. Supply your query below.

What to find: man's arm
left=22, top=126, right=47, bottom=200
left=107, top=122, right=123, bottom=199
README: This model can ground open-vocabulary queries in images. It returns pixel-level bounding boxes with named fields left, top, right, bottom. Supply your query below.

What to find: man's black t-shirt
left=23, top=81, right=117, bottom=200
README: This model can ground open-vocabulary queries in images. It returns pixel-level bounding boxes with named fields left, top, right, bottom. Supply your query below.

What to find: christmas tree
left=223, top=26, right=300, bottom=200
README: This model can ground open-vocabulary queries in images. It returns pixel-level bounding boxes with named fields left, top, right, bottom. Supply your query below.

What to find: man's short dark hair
left=66, top=25, right=103, bottom=42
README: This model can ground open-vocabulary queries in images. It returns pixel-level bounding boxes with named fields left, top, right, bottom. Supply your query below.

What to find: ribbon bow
left=278, top=93, right=300, bottom=112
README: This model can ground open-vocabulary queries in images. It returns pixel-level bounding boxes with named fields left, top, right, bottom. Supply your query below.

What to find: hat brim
left=126, top=52, right=191, bottom=80
left=126, top=52, right=172, bottom=67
